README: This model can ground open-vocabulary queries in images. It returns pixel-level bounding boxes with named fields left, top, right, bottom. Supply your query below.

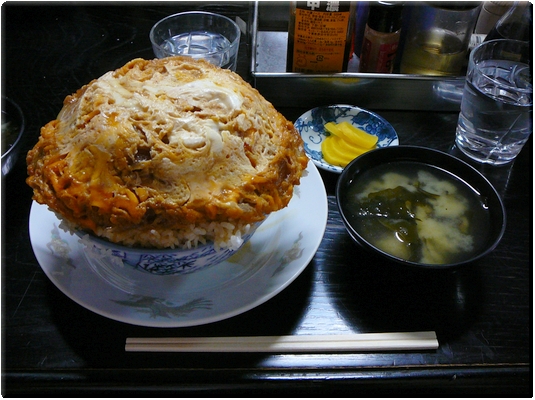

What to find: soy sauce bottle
left=358, top=1, right=403, bottom=73
left=287, top=1, right=356, bottom=73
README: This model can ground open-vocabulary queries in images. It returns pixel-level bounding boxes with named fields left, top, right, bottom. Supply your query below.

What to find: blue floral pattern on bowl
left=77, top=223, right=260, bottom=276
left=294, top=104, right=399, bottom=173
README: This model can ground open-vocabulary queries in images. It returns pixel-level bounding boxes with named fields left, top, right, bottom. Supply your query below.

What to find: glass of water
left=149, top=11, right=241, bottom=71
left=455, top=39, right=532, bottom=165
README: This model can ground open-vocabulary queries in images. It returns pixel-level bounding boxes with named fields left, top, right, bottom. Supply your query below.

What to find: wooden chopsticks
left=125, top=331, right=438, bottom=353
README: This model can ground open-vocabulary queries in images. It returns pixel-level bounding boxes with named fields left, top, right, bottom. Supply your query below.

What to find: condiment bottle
left=474, top=1, right=512, bottom=34
left=287, top=1, right=356, bottom=73
left=485, top=1, right=532, bottom=42
left=470, top=2, right=511, bottom=51
left=358, top=1, right=403, bottom=73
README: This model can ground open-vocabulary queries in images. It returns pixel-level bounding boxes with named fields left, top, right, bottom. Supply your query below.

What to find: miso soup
left=343, top=162, right=491, bottom=264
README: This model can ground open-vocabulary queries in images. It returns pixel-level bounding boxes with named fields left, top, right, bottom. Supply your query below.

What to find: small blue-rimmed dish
left=294, top=104, right=399, bottom=174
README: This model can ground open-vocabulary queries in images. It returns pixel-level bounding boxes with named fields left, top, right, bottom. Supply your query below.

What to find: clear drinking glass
left=455, top=39, right=532, bottom=165
left=149, top=11, right=241, bottom=71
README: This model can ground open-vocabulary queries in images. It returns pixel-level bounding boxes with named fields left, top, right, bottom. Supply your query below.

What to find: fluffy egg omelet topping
left=27, top=57, right=308, bottom=248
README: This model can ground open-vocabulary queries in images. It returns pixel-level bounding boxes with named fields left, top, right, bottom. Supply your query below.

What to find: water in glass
left=161, top=32, right=233, bottom=69
left=456, top=59, right=533, bottom=164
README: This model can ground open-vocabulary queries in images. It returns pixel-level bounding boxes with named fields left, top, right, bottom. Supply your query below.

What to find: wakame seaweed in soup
left=344, top=162, right=491, bottom=264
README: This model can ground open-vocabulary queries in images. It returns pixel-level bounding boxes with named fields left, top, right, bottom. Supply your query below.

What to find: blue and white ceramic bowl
left=294, top=104, right=399, bottom=174
left=76, top=221, right=262, bottom=276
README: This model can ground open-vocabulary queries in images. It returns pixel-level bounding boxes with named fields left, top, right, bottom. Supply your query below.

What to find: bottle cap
left=367, top=1, right=403, bottom=33
left=483, top=1, right=512, bottom=16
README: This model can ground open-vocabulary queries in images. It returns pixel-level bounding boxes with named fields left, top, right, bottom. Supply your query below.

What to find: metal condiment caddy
left=249, top=2, right=466, bottom=111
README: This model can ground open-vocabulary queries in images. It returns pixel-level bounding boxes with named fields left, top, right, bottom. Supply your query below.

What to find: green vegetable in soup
left=356, top=184, right=439, bottom=254
left=348, top=168, right=484, bottom=264
left=357, top=184, right=438, bottom=220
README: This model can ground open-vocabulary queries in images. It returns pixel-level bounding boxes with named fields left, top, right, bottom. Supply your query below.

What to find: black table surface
left=2, top=3, right=532, bottom=397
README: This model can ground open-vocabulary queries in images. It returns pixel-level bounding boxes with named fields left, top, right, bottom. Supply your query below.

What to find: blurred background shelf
left=250, top=1, right=466, bottom=111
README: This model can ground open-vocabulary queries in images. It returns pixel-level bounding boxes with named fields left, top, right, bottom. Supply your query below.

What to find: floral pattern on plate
left=294, top=104, right=399, bottom=174
left=111, top=296, right=212, bottom=319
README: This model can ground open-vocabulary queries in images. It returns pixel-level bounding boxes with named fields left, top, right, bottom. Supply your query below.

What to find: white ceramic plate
left=29, top=161, right=328, bottom=327
left=295, top=104, right=399, bottom=174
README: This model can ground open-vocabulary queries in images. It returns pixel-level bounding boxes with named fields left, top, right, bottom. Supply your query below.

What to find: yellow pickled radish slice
left=336, top=121, right=378, bottom=149
left=324, top=122, right=343, bottom=136
left=322, top=121, right=378, bottom=168
left=321, top=135, right=356, bottom=167
left=336, top=135, right=370, bottom=155
left=325, top=121, right=378, bottom=149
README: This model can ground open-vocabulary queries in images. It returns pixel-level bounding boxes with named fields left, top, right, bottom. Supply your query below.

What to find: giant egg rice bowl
left=27, top=57, right=308, bottom=251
